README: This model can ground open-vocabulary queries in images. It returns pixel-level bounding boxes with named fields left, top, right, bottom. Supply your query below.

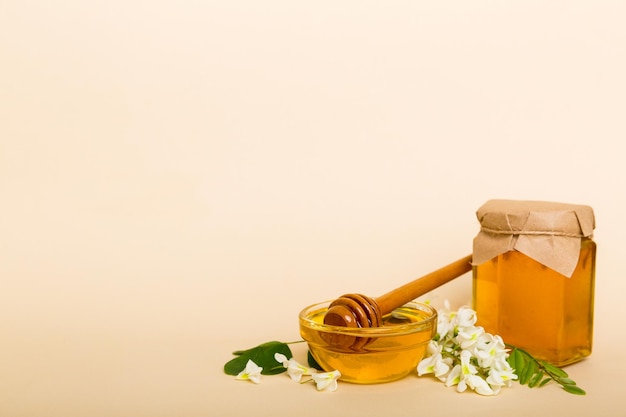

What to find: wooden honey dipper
left=323, top=255, right=473, bottom=350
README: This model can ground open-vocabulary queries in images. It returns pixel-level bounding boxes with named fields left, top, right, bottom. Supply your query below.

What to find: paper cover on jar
left=472, top=199, right=595, bottom=277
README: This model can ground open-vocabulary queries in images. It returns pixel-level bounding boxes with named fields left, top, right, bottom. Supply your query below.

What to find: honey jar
left=472, top=199, right=596, bottom=366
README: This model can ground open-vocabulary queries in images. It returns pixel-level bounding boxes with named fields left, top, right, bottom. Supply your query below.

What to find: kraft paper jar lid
left=472, top=199, right=595, bottom=277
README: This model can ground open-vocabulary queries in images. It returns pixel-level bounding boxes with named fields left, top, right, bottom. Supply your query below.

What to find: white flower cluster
left=274, top=353, right=341, bottom=392
left=235, top=354, right=341, bottom=392
left=417, top=302, right=517, bottom=395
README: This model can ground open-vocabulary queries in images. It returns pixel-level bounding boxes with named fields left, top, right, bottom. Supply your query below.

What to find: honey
left=472, top=200, right=596, bottom=366
left=299, top=302, right=436, bottom=383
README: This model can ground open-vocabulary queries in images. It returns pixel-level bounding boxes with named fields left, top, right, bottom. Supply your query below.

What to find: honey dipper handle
left=375, top=255, right=473, bottom=316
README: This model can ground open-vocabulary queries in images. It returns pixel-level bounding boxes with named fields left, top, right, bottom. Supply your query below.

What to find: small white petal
left=312, top=370, right=341, bottom=392
left=467, top=375, right=495, bottom=396
left=274, top=353, right=288, bottom=365
left=456, top=306, right=478, bottom=327
left=445, top=365, right=462, bottom=388
left=236, top=360, right=263, bottom=384
left=417, top=354, right=437, bottom=376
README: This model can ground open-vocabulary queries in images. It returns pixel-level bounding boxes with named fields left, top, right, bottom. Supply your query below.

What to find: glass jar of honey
left=472, top=199, right=596, bottom=366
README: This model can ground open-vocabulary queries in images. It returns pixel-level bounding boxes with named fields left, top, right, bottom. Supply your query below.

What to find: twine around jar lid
left=472, top=199, right=595, bottom=277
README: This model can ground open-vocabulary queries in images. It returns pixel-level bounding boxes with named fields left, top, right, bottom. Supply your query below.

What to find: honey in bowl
left=299, top=301, right=437, bottom=384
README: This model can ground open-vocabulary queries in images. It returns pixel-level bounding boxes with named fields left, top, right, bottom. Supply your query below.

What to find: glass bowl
left=299, top=300, right=437, bottom=384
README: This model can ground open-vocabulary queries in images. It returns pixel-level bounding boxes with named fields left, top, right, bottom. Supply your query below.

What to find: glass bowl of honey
left=299, top=301, right=437, bottom=384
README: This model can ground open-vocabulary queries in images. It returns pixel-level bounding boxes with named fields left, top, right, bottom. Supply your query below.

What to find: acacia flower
left=457, top=324, right=485, bottom=350
left=455, top=306, right=478, bottom=328
left=274, top=353, right=316, bottom=382
left=485, top=369, right=517, bottom=395
left=475, top=334, right=509, bottom=369
left=417, top=341, right=451, bottom=380
left=435, top=300, right=455, bottom=339
left=467, top=373, right=496, bottom=396
left=417, top=351, right=451, bottom=380
left=417, top=302, right=517, bottom=396
left=445, top=350, right=495, bottom=395
left=235, top=359, right=263, bottom=384
left=311, top=370, right=341, bottom=392
left=445, top=350, right=475, bottom=390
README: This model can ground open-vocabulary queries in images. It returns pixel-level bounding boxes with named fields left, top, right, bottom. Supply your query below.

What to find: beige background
left=2, top=1, right=625, bottom=416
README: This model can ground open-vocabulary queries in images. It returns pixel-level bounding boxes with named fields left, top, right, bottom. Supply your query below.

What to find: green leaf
left=529, top=371, right=544, bottom=388
left=507, top=349, right=517, bottom=371
left=562, top=384, right=586, bottom=395
left=555, top=377, right=577, bottom=386
left=519, top=360, right=538, bottom=385
left=506, top=351, right=517, bottom=369
left=307, top=350, right=324, bottom=371
left=542, top=361, right=568, bottom=378
left=224, top=341, right=293, bottom=376
left=510, top=349, right=526, bottom=378
left=539, top=377, right=552, bottom=387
